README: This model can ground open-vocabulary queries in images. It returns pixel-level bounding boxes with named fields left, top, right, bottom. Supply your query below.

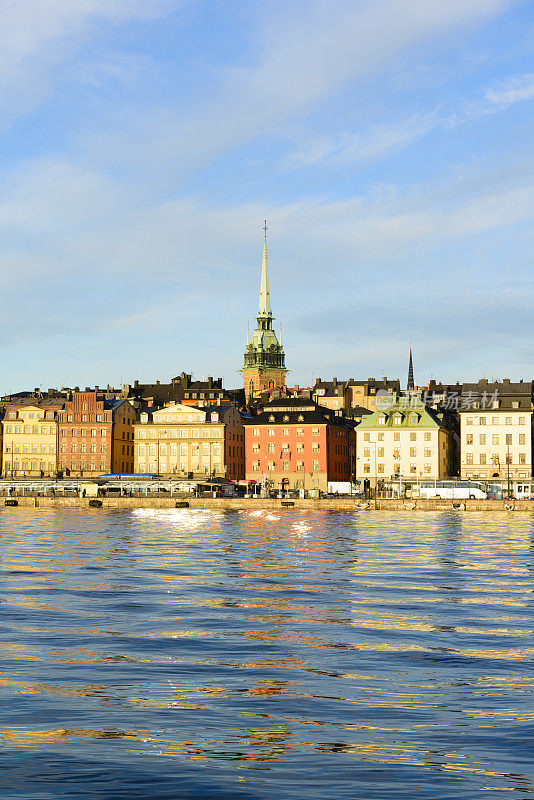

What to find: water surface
left=1, top=508, right=533, bottom=799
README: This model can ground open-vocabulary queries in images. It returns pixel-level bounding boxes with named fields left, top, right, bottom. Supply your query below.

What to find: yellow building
left=134, top=403, right=244, bottom=480
left=2, top=401, right=64, bottom=477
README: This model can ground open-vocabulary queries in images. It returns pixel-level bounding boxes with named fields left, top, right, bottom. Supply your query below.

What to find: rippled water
left=0, top=508, right=533, bottom=800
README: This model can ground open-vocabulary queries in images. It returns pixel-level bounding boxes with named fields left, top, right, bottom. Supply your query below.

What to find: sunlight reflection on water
left=0, top=508, right=533, bottom=799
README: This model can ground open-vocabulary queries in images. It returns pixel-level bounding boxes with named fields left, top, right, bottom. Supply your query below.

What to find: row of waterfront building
left=1, top=377, right=532, bottom=494
left=1, top=230, right=533, bottom=494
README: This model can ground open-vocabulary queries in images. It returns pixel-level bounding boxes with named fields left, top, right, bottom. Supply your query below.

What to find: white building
left=355, top=399, right=453, bottom=488
left=459, top=380, right=533, bottom=482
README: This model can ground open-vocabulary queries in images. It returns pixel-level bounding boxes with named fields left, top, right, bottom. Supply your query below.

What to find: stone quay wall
left=1, top=497, right=532, bottom=512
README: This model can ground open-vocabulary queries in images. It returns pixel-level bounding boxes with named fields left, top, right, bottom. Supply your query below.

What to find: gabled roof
left=358, top=403, right=445, bottom=429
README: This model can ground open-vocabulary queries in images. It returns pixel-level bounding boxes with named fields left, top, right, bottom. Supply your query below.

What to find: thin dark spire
left=408, top=344, right=414, bottom=390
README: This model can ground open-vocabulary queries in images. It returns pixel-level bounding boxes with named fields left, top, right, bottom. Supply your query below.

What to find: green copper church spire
left=258, top=220, right=272, bottom=317
left=241, top=222, right=287, bottom=395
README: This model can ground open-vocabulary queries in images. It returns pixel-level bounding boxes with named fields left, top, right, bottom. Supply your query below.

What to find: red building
left=56, top=390, right=136, bottom=476
left=245, top=397, right=355, bottom=492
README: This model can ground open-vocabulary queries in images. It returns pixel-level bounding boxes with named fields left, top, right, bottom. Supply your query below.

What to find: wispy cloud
left=484, top=72, right=534, bottom=106
left=287, top=67, right=534, bottom=171
left=0, top=0, right=179, bottom=128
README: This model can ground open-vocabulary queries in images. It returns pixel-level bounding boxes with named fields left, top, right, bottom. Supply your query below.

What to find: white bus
left=418, top=480, right=487, bottom=500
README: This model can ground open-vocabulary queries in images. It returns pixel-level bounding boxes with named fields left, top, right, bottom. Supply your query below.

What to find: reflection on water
left=0, top=508, right=533, bottom=799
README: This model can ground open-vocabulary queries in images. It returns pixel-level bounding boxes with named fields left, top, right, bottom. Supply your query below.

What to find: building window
left=466, top=417, right=473, bottom=425
left=268, top=443, right=275, bottom=453
left=519, top=434, right=526, bottom=445
left=506, top=434, right=512, bottom=445
left=378, top=447, right=384, bottom=457
left=393, top=417, right=401, bottom=425
left=479, top=417, right=486, bottom=425
left=363, top=447, right=370, bottom=457
left=479, top=453, right=486, bottom=464
left=519, top=417, right=526, bottom=425
left=424, top=448, right=431, bottom=457
left=424, top=432, right=431, bottom=441
left=268, top=461, right=275, bottom=472
left=312, top=428, right=319, bottom=436
left=312, top=460, right=319, bottom=471
left=252, top=444, right=260, bottom=453
left=296, top=461, right=304, bottom=471
left=394, top=432, right=400, bottom=442
left=492, top=434, right=499, bottom=445
left=364, top=432, right=370, bottom=441
left=466, top=434, right=473, bottom=444
left=410, top=463, right=417, bottom=474
left=282, top=428, right=289, bottom=436
left=296, top=429, right=304, bottom=436
left=512, top=401, right=519, bottom=409
left=378, top=463, right=384, bottom=474
left=466, top=453, right=473, bottom=464
left=479, top=434, right=486, bottom=445
left=410, top=447, right=416, bottom=457
left=252, top=461, right=260, bottom=471
left=363, top=464, right=370, bottom=474
left=312, top=444, right=320, bottom=452
left=410, top=432, right=416, bottom=441
left=268, top=428, right=275, bottom=436
left=424, top=464, right=431, bottom=474
left=253, top=429, right=259, bottom=437
left=519, top=453, right=526, bottom=464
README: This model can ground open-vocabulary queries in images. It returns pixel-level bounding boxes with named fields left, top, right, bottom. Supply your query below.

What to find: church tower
left=242, top=223, right=287, bottom=399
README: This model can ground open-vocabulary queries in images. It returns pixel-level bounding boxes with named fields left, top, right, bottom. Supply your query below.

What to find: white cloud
left=0, top=0, right=178, bottom=127
left=83, top=0, right=521, bottom=179
left=484, top=73, right=534, bottom=106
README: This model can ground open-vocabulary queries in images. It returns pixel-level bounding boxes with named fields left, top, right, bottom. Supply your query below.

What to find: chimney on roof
left=208, top=377, right=213, bottom=387
left=156, top=380, right=160, bottom=386
left=85, top=387, right=90, bottom=392
left=503, top=378, right=510, bottom=385
left=134, top=380, right=139, bottom=388
left=75, top=386, right=80, bottom=392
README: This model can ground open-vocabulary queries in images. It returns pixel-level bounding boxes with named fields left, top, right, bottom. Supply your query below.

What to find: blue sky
left=1, top=0, right=533, bottom=394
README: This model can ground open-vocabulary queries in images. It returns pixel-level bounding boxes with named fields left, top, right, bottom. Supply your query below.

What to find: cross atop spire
left=263, top=219, right=268, bottom=238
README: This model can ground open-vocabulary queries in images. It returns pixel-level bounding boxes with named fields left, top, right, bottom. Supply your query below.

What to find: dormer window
left=394, top=416, right=401, bottom=425
left=283, top=415, right=289, bottom=421
left=298, top=415, right=304, bottom=421
left=269, top=415, right=275, bottom=422
left=378, top=417, right=385, bottom=426
left=409, top=414, right=418, bottom=424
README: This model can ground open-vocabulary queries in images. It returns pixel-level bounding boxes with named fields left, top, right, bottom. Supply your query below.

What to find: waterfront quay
left=1, top=493, right=532, bottom=511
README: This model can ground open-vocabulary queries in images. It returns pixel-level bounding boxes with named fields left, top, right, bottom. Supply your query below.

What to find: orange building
left=245, top=397, right=355, bottom=493
left=56, top=390, right=135, bottom=476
